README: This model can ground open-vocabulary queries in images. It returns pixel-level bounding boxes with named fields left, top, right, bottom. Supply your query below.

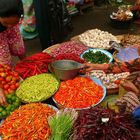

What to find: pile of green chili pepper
left=83, top=50, right=110, bottom=64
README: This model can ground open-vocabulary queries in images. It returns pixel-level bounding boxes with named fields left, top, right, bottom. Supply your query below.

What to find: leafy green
left=83, top=50, right=110, bottom=64
left=48, top=109, right=78, bottom=140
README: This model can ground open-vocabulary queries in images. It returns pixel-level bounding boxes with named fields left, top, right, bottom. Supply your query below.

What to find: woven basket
left=43, top=44, right=60, bottom=54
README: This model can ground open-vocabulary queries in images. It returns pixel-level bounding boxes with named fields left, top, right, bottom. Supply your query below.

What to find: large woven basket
left=43, top=44, right=60, bottom=54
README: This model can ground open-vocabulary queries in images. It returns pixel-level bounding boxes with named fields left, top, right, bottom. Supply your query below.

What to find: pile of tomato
left=0, top=64, right=20, bottom=94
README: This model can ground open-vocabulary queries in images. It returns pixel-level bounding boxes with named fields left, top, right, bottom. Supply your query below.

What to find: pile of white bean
left=79, top=29, right=120, bottom=49
left=90, top=70, right=130, bottom=89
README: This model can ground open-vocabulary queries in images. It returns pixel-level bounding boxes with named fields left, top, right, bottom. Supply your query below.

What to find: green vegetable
left=0, top=93, right=21, bottom=119
left=83, top=50, right=110, bottom=64
left=16, top=73, right=60, bottom=103
left=48, top=109, right=78, bottom=140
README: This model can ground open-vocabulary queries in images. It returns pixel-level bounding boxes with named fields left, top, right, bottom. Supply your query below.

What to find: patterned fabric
left=116, top=92, right=140, bottom=112
left=0, top=24, right=25, bottom=66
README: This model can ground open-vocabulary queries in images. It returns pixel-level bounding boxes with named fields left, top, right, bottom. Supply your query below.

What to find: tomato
left=1, top=80, right=6, bottom=85
left=9, top=80, right=16, bottom=85
left=11, top=77, right=17, bottom=82
left=12, top=72, right=19, bottom=77
left=3, top=84, right=10, bottom=90
left=15, top=83, right=20, bottom=88
left=8, top=88, right=14, bottom=94
left=0, top=68, right=4, bottom=72
left=0, top=72, right=7, bottom=77
left=5, top=76, right=12, bottom=82
left=0, top=77, right=4, bottom=81
left=4, top=90, right=8, bottom=94
left=10, top=85, right=17, bottom=90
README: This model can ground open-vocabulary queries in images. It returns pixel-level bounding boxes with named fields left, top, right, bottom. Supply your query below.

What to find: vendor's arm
left=0, top=88, right=7, bottom=106
left=83, top=58, right=140, bottom=73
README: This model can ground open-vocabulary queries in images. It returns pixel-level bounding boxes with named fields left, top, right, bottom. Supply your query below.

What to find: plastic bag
left=117, top=47, right=139, bottom=62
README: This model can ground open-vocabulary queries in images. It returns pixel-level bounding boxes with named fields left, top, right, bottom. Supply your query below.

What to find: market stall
left=0, top=28, right=140, bottom=140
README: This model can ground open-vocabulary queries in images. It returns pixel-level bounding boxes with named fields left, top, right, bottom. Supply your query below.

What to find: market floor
left=13, top=5, right=140, bottom=64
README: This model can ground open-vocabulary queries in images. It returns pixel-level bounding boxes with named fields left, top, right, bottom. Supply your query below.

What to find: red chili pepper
left=14, top=53, right=54, bottom=79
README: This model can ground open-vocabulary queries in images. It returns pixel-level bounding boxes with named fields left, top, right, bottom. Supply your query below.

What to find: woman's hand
left=121, top=80, right=139, bottom=95
left=0, top=88, right=7, bottom=106
left=81, top=63, right=109, bottom=73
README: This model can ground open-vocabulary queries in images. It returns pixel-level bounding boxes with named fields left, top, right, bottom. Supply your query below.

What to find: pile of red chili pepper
left=72, top=107, right=136, bottom=140
left=14, top=53, right=53, bottom=79
left=55, top=53, right=84, bottom=63
left=0, top=103, right=56, bottom=140
left=53, top=76, right=104, bottom=109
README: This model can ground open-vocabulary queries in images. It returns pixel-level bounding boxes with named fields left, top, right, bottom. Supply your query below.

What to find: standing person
left=20, top=0, right=38, bottom=40
left=0, top=0, right=25, bottom=105
left=33, top=0, right=51, bottom=50
left=33, top=0, right=72, bottom=50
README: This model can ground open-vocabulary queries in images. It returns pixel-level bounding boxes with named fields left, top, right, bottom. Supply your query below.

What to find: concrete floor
left=13, top=5, right=140, bottom=64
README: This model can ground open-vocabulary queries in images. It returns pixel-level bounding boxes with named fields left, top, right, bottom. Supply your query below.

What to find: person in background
left=0, top=0, right=25, bottom=105
left=20, top=0, right=38, bottom=40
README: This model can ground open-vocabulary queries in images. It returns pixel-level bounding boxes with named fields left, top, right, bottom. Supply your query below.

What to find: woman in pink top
left=0, top=0, right=25, bottom=66
left=0, top=0, right=25, bottom=105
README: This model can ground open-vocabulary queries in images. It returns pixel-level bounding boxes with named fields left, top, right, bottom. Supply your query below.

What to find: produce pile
left=82, top=50, right=110, bottom=64
left=53, top=76, right=104, bottom=109
left=119, top=34, right=140, bottom=46
left=0, top=93, right=21, bottom=119
left=90, top=70, right=130, bottom=89
left=72, top=107, right=136, bottom=140
left=14, top=53, right=53, bottom=79
left=0, top=64, right=20, bottom=94
left=0, top=103, right=56, bottom=140
left=50, top=41, right=88, bottom=57
left=79, top=29, right=119, bottom=49
left=16, top=74, right=59, bottom=103
left=110, top=9, right=133, bottom=21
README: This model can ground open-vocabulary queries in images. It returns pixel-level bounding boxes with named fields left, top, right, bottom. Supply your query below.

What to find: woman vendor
left=0, top=0, right=25, bottom=105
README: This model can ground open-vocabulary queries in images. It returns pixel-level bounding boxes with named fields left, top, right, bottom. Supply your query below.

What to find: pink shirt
left=0, top=24, right=25, bottom=66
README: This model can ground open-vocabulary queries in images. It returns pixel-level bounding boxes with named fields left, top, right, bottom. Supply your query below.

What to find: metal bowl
left=49, top=60, right=83, bottom=80
left=110, top=15, right=133, bottom=29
